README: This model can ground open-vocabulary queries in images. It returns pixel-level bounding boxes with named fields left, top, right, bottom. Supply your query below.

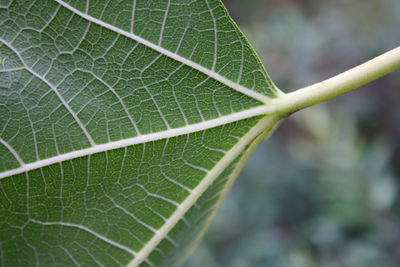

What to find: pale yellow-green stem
left=271, top=46, right=400, bottom=114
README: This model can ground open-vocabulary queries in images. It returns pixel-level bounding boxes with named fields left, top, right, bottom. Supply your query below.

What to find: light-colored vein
left=139, top=54, right=172, bottom=129
left=128, top=116, right=277, bottom=266
left=54, top=0, right=272, bottom=104
left=168, top=64, right=190, bottom=125
left=23, top=237, right=39, bottom=267
left=205, top=0, right=218, bottom=71
left=180, top=119, right=278, bottom=266
left=29, top=219, right=136, bottom=256
left=158, top=0, right=170, bottom=46
left=130, top=0, right=136, bottom=33
left=0, top=137, right=24, bottom=166
left=60, top=245, right=80, bottom=266
left=136, top=183, right=179, bottom=207
left=0, top=104, right=281, bottom=179
left=237, top=42, right=244, bottom=83
left=0, top=67, right=25, bottom=72
left=145, top=260, right=156, bottom=267
left=77, top=243, right=104, bottom=267
left=103, top=193, right=156, bottom=236
left=154, top=139, right=192, bottom=192
left=85, top=0, right=89, bottom=14
left=80, top=69, right=141, bottom=135
left=0, top=39, right=96, bottom=146
left=19, top=76, right=40, bottom=161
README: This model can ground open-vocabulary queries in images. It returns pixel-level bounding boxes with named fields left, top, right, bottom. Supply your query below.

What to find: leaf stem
left=272, top=46, right=400, bottom=114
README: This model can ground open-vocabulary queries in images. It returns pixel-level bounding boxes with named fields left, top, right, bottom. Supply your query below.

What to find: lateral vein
left=0, top=39, right=96, bottom=146
left=0, top=137, right=24, bottom=166
left=29, top=219, right=136, bottom=256
left=128, top=116, right=277, bottom=266
left=54, top=0, right=272, bottom=104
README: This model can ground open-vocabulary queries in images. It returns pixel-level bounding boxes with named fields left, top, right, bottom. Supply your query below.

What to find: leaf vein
left=0, top=105, right=279, bottom=179
left=54, top=0, right=272, bottom=104
left=0, top=39, right=96, bottom=147
left=29, top=219, right=136, bottom=256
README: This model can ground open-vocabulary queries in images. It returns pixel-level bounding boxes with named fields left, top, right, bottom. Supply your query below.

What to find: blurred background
left=185, top=0, right=400, bottom=266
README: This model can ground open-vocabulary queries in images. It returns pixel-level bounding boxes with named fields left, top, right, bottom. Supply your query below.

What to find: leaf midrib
left=0, top=105, right=280, bottom=179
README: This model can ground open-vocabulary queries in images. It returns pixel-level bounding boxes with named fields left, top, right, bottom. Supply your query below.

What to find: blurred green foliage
left=186, top=0, right=400, bottom=266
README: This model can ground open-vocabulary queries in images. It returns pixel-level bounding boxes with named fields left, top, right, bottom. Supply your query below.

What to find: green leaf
left=0, top=0, right=283, bottom=266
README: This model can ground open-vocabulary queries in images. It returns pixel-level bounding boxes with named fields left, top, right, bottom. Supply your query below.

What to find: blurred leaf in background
left=185, top=0, right=400, bottom=266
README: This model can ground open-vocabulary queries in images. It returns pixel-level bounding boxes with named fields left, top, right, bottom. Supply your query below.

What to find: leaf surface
left=0, top=0, right=281, bottom=266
